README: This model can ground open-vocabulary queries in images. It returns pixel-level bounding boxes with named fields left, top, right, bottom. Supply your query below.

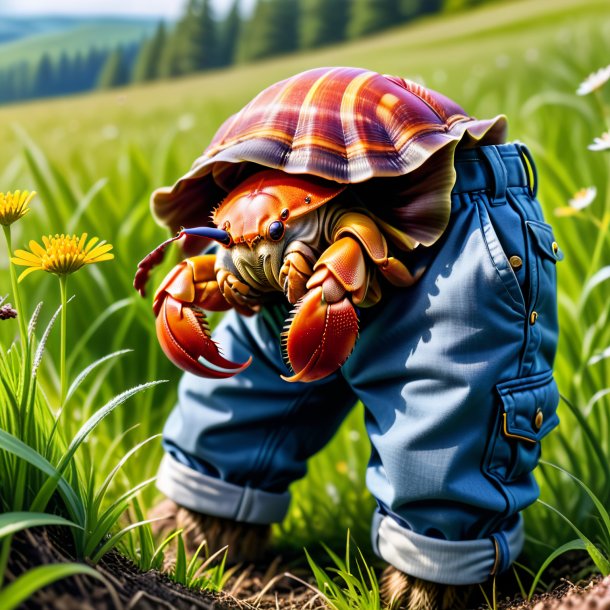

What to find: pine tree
left=32, top=53, right=54, bottom=98
left=97, top=47, right=129, bottom=89
left=132, top=22, right=167, bottom=82
left=299, top=0, right=348, bottom=49
left=402, top=0, right=441, bottom=16
left=167, top=0, right=217, bottom=76
left=237, top=0, right=298, bottom=63
left=71, top=51, right=87, bottom=92
left=218, top=0, right=241, bottom=67
left=347, top=0, right=400, bottom=39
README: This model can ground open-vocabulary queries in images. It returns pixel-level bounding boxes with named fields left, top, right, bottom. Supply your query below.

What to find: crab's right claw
left=154, top=255, right=251, bottom=379
left=280, top=286, right=359, bottom=383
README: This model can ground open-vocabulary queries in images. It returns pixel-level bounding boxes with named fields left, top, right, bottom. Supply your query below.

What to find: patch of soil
left=495, top=576, right=609, bottom=610
left=6, top=527, right=322, bottom=610
left=5, top=527, right=610, bottom=610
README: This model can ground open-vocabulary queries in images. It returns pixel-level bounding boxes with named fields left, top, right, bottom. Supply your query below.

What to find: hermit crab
left=135, top=67, right=506, bottom=383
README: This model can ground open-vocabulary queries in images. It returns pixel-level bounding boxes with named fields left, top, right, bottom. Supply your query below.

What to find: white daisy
left=577, top=64, right=610, bottom=95
left=555, top=187, right=596, bottom=217
left=588, top=131, right=610, bottom=151
left=569, top=186, right=597, bottom=209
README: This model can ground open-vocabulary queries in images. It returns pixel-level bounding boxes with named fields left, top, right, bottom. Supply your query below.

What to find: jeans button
left=534, top=408, right=543, bottom=431
left=509, top=255, right=523, bottom=271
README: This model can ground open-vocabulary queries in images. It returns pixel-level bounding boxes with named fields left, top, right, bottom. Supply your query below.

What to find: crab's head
left=209, top=169, right=346, bottom=290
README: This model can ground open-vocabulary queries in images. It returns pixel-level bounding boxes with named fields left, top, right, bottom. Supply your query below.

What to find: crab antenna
left=182, top=227, right=232, bottom=245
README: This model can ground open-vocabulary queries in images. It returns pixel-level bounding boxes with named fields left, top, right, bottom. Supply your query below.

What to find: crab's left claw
left=281, top=237, right=364, bottom=383
left=154, top=255, right=252, bottom=379
left=156, top=295, right=251, bottom=379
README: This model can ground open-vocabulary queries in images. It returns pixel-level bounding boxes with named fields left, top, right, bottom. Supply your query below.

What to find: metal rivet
left=509, top=255, right=523, bottom=271
left=530, top=311, right=538, bottom=325
left=304, top=195, right=312, bottom=204
left=552, top=241, right=559, bottom=255
left=534, top=408, right=543, bottom=431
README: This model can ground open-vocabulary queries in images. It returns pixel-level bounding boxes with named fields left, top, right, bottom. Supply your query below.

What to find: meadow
left=0, top=0, right=609, bottom=606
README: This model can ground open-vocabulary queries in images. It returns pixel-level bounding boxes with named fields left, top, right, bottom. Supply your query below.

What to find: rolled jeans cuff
left=157, top=454, right=291, bottom=524
left=372, top=510, right=524, bottom=585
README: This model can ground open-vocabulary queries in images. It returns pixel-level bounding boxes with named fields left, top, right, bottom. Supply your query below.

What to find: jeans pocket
left=475, top=196, right=526, bottom=313
left=526, top=219, right=563, bottom=318
left=486, top=370, right=560, bottom=483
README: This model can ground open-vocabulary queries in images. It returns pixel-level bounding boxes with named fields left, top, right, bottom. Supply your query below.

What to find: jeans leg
left=159, top=306, right=357, bottom=524
left=343, top=145, right=560, bottom=584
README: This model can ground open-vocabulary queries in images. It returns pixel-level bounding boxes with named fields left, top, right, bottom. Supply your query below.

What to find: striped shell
left=153, top=67, right=506, bottom=250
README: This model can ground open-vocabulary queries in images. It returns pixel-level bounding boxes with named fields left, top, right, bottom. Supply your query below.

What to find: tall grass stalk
left=58, top=275, right=68, bottom=405
left=1, top=226, right=27, bottom=346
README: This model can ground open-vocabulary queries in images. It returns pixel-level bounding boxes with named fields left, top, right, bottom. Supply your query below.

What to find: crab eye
left=268, top=221, right=284, bottom=241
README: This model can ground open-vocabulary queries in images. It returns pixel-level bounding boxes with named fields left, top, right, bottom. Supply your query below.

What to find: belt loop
left=489, top=531, right=510, bottom=576
left=516, top=142, right=538, bottom=198
left=480, top=146, right=507, bottom=206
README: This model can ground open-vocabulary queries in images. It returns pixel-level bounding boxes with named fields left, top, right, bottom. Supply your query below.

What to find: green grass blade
left=130, top=498, right=155, bottom=569
left=0, top=512, right=82, bottom=538
left=84, top=476, right=156, bottom=557
left=537, top=500, right=610, bottom=575
left=65, top=349, right=132, bottom=404
left=66, top=298, right=131, bottom=371
left=540, top=460, right=610, bottom=538
left=66, top=178, right=108, bottom=233
left=0, top=563, right=111, bottom=610
left=90, top=517, right=162, bottom=564
left=559, top=394, right=610, bottom=484
left=31, top=380, right=165, bottom=512
left=150, top=528, right=183, bottom=571
left=0, top=429, right=84, bottom=524
left=93, top=434, right=160, bottom=515
left=528, top=539, right=587, bottom=599
left=173, top=534, right=187, bottom=585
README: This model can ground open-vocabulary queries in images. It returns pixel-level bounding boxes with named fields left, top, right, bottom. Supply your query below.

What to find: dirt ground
left=5, top=527, right=610, bottom=610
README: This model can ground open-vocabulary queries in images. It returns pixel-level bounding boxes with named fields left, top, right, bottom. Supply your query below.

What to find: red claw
left=151, top=254, right=251, bottom=379
left=156, top=295, right=251, bottom=378
left=281, top=286, right=359, bottom=383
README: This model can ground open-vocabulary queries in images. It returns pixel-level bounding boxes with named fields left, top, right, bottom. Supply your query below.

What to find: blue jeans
left=157, top=143, right=561, bottom=585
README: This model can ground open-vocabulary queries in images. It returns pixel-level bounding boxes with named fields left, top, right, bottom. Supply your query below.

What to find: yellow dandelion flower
left=0, top=190, right=36, bottom=226
left=11, top=233, right=114, bottom=282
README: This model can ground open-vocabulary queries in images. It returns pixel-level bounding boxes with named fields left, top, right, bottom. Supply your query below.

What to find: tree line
left=0, top=0, right=494, bottom=105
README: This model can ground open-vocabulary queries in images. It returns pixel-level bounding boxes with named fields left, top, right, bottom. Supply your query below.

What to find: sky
left=0, top=0, right=248, bottom=19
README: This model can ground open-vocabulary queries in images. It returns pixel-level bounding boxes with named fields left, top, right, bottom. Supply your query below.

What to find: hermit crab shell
left=153, top=66, right=506, bottom=250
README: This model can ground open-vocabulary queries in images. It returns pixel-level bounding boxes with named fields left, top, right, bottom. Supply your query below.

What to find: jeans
left=157, top=142, right=561, bottom=585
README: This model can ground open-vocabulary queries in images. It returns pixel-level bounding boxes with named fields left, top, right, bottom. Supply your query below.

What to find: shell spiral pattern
left=152, top=66, right=507, bottom=251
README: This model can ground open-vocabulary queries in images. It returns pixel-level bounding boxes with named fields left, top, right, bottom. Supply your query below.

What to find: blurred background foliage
left=0, top=0, right=608, bottom=579
left=0, top=0, right=499, bottom=103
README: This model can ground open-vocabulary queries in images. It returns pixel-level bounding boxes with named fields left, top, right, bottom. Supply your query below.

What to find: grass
left=0, top=0, right=609, bottom=605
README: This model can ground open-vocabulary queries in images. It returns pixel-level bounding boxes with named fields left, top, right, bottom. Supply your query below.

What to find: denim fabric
left=158, top=143, right=561, bottom=584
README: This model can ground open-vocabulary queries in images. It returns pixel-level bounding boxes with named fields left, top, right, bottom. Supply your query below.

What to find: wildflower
left=0, top=304, right=17, bottom=320
left=555, top=187, right=596, bottom=217
left=577, top=64, right=610, bottom=95
left=11, top=233, right=114, bottom=281
left=588, top=131, right=610, bottom=152
left=0, top=190, right=36, bottom=226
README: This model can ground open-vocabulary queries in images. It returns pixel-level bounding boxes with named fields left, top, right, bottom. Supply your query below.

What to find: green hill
left=0, top=0, right=605, bottom=174
left=0, top=17, right=158, bottom=70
